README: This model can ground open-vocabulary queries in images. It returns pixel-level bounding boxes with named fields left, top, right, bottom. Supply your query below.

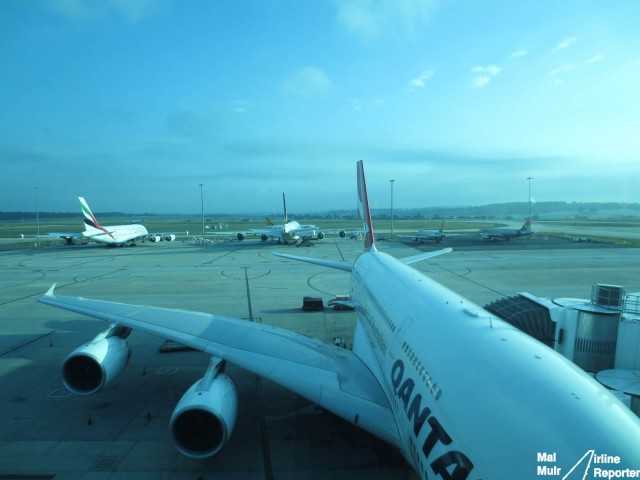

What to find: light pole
left=34, top=186, right=40, bottom=248
left=390, top=179, right=395, bottom=237
left=526, top=177, right=533, bottom=220
left=199, top=184, right=205, bottom=244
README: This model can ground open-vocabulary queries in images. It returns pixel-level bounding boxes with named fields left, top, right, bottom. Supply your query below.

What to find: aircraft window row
left=402, top=341, right=442, bottom=400
left=364, top=285, right=396, bottom=333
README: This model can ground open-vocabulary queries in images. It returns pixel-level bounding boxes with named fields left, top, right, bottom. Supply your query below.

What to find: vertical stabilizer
left=356, top=160, right=376, bottom=251
left=282, top=192, right=288, bottom=224
left=79, top=197, right=103, bottom=231
left=522, top=218, right=531, bottom=232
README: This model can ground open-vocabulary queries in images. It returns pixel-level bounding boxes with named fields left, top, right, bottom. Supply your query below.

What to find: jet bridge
left=484, top=295, right=556, bottom=348
left=485, top=283, right=623, bottom=373
left=485, top=284, right=640, bottom=418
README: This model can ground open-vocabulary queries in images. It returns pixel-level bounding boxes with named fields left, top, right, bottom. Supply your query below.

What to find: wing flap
left=38, top=291, right=400, bottom=447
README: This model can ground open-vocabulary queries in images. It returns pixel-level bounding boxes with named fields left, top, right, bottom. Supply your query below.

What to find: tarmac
left=0, top=234, right=639, bottom=479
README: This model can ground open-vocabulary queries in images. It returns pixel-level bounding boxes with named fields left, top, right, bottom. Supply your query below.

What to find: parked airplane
left=214, top=193, right=324, bottom=245
left=79, top=197, right=182, bottom=246
left=23, top=197, right=184, bottom=246
left=38, top=162, right=640, bottom=479
left=478, top=218, right=533, bottom=240
left=398, top=220, right=447, bottom=244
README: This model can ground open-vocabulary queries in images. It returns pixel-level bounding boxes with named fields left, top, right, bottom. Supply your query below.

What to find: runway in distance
left=478, top=218, right=533, bottom=240
left=38, top=162, right=640, bottom=479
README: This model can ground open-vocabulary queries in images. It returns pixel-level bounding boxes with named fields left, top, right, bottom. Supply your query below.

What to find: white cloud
left=281, top=67, right=333, bottom=97
left=471, top=65, right=501, bottom=76
left=350, top=98, right=363, bottom=111
left=232, top=100, right=252, bottom=114
left=510, top=49, right=528, bottom=58
left=332, top=0, right=438, bottom=41
left=548, top=64, right=576, bottom=77
left=471, top=76, right=490, bottom=88
left=584, top=54, right=604, bottom=65
left=553, top=37, right=577, bottom=51
left=408, top=69, right=435, bottom=89
left=470, top=65, right=501, bottom=88
left=546, top=55, right=603, bottom=84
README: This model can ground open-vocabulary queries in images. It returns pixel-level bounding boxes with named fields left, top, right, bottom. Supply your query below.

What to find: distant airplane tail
left=282, top=192, right=288, bottom=224
left=439, top=220, right=445, bottom=233
left=79, top=197, right=105, bottom=233
left=521, top=218, right=532, bottom=232
left=356, top=160, right=376, bottom=251
left=272, top=160, right=449, bottom=270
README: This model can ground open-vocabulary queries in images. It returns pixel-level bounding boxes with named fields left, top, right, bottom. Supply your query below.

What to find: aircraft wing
left=400, top=247, right=452, bottom=265
left=290, top=227, right=319, bottom=237
left=21, top=232, right=84, bottom=242
left=248, top=228, right=278, bottom=237
left=395, top=234, right=436, bottom=241
left=145, top=231, right=187, bottom=241
left=38, top=286, right=400, bottom=447
left=320, top=228, right=363, bottom=236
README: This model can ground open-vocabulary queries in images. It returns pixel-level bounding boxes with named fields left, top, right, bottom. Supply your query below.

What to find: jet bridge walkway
left=484, top=295, right=556, bottom=348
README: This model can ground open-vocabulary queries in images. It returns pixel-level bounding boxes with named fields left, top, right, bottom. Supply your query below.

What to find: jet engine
left=62, top=325, right=131, bottom=396
left=170, top=360, right=238, bottom=459
left=339, top=230, right=346, bottom=238
left=261, top=234, right=269, bottom=241
left=149, top=235, right=161, bottom=242
left=317, top=232, right=325, bottom=239
left=236, top=233, right=245, bottom=241
left=164, top=234, right=176, bottom=241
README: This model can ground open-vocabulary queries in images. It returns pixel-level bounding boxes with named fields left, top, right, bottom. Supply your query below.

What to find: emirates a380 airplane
left=39, top=161, right=640, bottom=479
left=78, top=197, right=180, bottom=246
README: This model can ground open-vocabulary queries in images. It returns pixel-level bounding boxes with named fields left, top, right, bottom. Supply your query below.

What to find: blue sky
left=1, top=0, right=639, bottom=214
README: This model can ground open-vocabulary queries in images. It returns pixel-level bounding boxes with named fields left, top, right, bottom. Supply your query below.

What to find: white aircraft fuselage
left=351, top=247, right=640, bottom=479
left=415, top=229, right=445, bottom=243
left=259, top=220, right=318, bottom=244
left=82, top=223, right=149, bottom=245
left=37, top=167, right=640, bottom=479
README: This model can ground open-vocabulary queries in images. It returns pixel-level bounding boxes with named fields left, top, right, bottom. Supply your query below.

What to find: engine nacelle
left=339, top=230, right=347, bottom=238
left=164, top=234, right=176, bottom=241
left=62, top=330, right=131, bottom=396
left=236, top=233, right=245, bottom=241
left=149, top=235, right=161, bottom=242
left=261, top=234, right=269, bottom=241
left=317, top=232, right=325, bottom=239
left=170, top=373, right=238, bottom=458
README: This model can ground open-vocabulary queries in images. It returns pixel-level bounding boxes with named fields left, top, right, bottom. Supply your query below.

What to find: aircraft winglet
left=45, top=283, right=57, bottom=296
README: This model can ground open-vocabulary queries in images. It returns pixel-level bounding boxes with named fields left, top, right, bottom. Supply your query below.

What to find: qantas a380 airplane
left=39, top=162, right=640, bottom=479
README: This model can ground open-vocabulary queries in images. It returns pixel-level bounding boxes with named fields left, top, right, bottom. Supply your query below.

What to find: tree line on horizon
left=1, top=201, right=639, bottom=221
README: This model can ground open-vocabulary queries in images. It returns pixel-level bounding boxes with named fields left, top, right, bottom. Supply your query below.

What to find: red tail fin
left=357, top=160, right=375, bottom=250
